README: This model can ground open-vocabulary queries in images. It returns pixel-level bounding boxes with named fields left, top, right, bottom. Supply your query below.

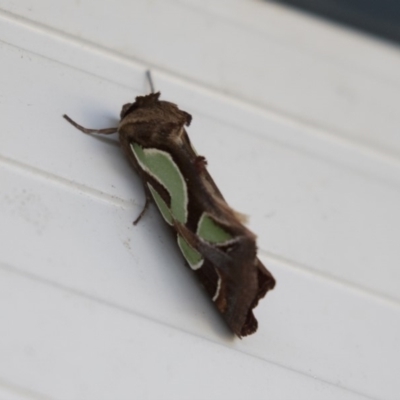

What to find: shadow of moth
left=63, top=71, right=276, bottom=337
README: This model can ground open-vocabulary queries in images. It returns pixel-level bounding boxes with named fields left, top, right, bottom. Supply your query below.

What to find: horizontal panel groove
left=0, top=261, right=380, bottom=400
left=2, top=8, right=400, bottom=169
left=0, top=376, right=52, bottom=400
left=259, top=249, right=400, bottom=309
left=0, top=153, right=135, bottom=209
left=1, top=151, right=399, bottom=307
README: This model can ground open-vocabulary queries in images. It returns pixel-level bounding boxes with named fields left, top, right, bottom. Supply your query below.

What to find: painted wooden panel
left=0, top=1, right=399, bottom=399
left=1, top=0, right=400, bottom=157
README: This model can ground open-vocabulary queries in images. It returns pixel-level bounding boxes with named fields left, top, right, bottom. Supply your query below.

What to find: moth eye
left=223, top=242, right=238, bottom=254
left=120, top=103, right=133, bottom=119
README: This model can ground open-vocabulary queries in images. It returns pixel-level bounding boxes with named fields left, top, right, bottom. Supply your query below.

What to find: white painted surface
left=0, top=1, right=399, bottom=399
left=2, top=0, right=400, bottom=158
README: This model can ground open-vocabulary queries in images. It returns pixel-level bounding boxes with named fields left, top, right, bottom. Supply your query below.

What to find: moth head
left=120, top=92, right=161, bottom=119
left=119, top=92, right=192, bottom=129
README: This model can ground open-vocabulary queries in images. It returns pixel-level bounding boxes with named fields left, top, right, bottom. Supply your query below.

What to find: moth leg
left=63, top=115, right=118, bottom=135
left=133, top=185, right=152, bottom=225
left=194, top=155, right=208, bottom=173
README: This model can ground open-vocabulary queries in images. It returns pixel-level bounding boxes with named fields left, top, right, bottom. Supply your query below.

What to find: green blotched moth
left=63, top=72, right=276, bottom=337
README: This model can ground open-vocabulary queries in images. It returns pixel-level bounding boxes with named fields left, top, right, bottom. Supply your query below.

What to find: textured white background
left=0, top=0, right=399, bottom=399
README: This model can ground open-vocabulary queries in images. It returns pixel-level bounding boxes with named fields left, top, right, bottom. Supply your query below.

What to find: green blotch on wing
left=147, top=184, right=173, bottom=225
left=197, top=214, right=233, bottom=244
left=131, top=143, right=187, bottom=223
left=177, top=235, right=203, bottom=270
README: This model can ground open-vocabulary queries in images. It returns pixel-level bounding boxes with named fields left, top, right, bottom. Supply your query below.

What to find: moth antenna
left=63, top=115, right=117, bottom=135
left=146, top=70, right=155, bottom=93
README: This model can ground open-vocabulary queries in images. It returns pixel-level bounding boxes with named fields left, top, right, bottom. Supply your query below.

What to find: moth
left=63, top=72, right=276, bottom=337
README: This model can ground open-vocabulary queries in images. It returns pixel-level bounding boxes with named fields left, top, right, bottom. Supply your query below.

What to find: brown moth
left=63, top=73, right=275, bottom=337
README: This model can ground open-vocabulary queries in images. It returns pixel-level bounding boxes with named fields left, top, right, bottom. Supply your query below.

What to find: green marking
left=177, top=235, right=203, bottom=270
left=131, top=143, right=187, bottom=223
left=197, top=213, right=233, bottom=244
left=147, top=184, right=173, bottom=225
